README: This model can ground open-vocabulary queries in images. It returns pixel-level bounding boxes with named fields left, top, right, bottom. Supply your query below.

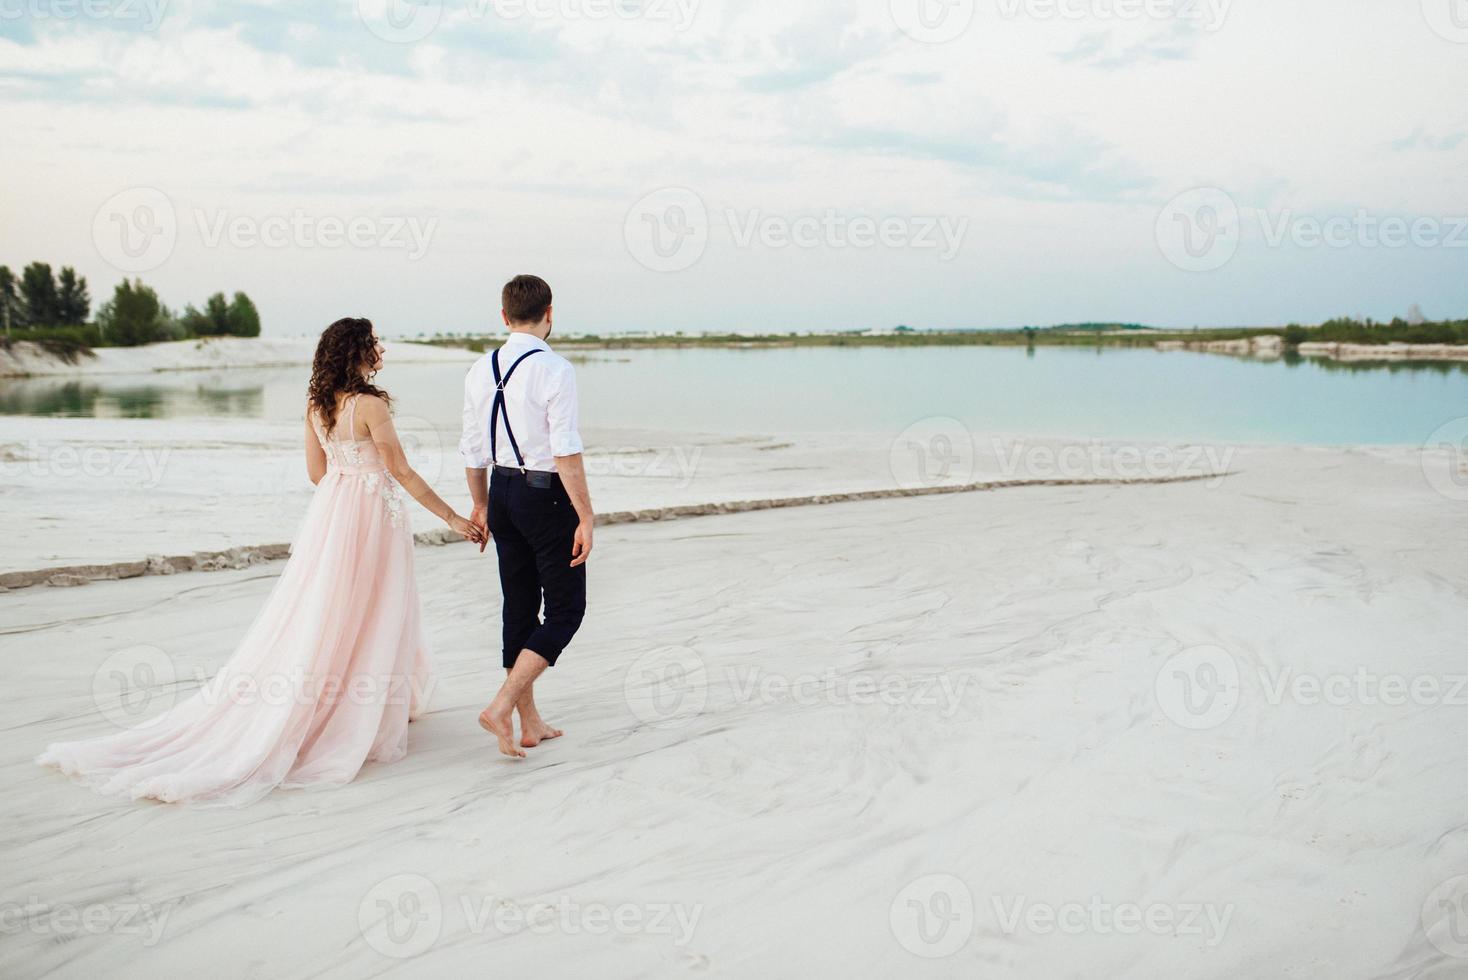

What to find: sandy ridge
left=0, top=470, right=1227, bottom=592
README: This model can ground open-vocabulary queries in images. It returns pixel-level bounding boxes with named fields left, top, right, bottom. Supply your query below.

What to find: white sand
left=4, top=446, right=1468, bottom=977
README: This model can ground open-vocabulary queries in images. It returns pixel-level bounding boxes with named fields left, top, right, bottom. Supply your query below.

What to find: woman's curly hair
left=307, top=317, right=390, bottom=434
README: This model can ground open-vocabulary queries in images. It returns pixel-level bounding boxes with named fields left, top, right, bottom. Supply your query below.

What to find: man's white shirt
left=459, top=332, right=583, bottom=472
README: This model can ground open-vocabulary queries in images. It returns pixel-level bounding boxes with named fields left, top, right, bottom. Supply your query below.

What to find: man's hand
left=471, top=504, right=489, bottom=553
left=570, top=520, right=593, bottom=567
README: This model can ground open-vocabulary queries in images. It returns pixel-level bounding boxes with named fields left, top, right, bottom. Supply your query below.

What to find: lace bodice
left=311, top=395, right=406, bottom=527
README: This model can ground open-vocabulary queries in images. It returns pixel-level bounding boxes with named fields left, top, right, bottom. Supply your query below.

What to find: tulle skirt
left=37, top=468, right=434, bottom=807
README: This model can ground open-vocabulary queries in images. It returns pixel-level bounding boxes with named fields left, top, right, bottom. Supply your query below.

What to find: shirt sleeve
left=547, top=360, right=584, bottom=457
left=458, top=364, right=490, bottom=468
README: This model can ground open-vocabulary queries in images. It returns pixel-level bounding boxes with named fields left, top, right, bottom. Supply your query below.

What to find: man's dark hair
left=502, top=274, right=553, bottom=324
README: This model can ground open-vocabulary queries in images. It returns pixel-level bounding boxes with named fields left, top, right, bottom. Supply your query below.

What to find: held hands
left=448, top=513, right=487, bottom=546
left=570, top=519, right=593, bottom=567
left=470, top=504, right=489, bottom=553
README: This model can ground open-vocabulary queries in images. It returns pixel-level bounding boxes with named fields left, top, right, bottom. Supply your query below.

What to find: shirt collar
left=503, top=331, right=551, bottom=352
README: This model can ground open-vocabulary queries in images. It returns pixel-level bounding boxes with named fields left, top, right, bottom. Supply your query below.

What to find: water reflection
left=1, top=348, right=1465, bottom=445
left=0, top=376, right=266, bottom=419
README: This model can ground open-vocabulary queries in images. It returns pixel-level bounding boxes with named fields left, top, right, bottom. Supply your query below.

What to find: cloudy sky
left=2, top=0, right=1465, bottom=336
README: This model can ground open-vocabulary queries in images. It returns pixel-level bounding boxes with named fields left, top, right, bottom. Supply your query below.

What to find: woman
left=37, top=317, right=484, bottom=806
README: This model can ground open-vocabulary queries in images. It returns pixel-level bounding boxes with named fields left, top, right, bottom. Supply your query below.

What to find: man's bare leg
left=479, top=650, right=549, bottom=758
left=514, top=680, right=564, bottom=748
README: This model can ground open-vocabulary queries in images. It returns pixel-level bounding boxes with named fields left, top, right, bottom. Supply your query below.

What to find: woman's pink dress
left=37, top=396, right=435, bottom=806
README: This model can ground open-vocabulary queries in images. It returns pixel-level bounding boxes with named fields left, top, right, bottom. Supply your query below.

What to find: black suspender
left=490, top=347, right=544, bottom=470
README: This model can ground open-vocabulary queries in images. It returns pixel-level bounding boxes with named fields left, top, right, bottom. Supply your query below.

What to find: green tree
left=226, top=291, right=261, bottom=337
left=177, top=304, right=211, bottom=337
left=20, top=262, right=60, bottom=326
left=1281, top=324, right=1308, bottom=349
left=97, top=279, right=166, bottom=346
left=203, top=292, right=231, bottom=335
left=56, top=266, right=90, bottom=325
left=0, top=266, right=22, bottom=334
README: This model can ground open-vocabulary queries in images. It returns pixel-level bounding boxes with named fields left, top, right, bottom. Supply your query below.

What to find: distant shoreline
left=5, top=329, right=1468, bottom=379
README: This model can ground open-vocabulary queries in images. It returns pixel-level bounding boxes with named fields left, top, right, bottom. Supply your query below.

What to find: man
left=460, top=274, right=594, bottom=758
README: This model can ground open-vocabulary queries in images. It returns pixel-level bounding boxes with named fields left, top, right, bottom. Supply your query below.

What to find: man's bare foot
left=478, top=705, right=526, bottom=759
left=519, top=716, right=564, bottom=748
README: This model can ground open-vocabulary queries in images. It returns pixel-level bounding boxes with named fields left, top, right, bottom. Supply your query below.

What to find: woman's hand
left=447, top=513, right=487, bottom=545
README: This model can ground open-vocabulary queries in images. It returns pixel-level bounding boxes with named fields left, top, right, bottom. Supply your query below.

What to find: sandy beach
left=5, top=441, right=1468, bottom=977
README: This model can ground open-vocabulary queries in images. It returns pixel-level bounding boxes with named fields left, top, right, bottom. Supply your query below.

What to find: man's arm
left=459, top=364, right=491, bottom=547
left=555, top=452, right=594, bottom=567
left=547, top=362, right=591, bottom=566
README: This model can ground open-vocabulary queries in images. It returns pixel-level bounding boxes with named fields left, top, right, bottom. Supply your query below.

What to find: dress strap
left=346, top=393, right=360, bottom=441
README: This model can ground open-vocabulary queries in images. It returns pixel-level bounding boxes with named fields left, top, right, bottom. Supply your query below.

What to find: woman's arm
left=304, top=415, right=328, bottom=485
left=359, top=396, right=484, bottom=543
